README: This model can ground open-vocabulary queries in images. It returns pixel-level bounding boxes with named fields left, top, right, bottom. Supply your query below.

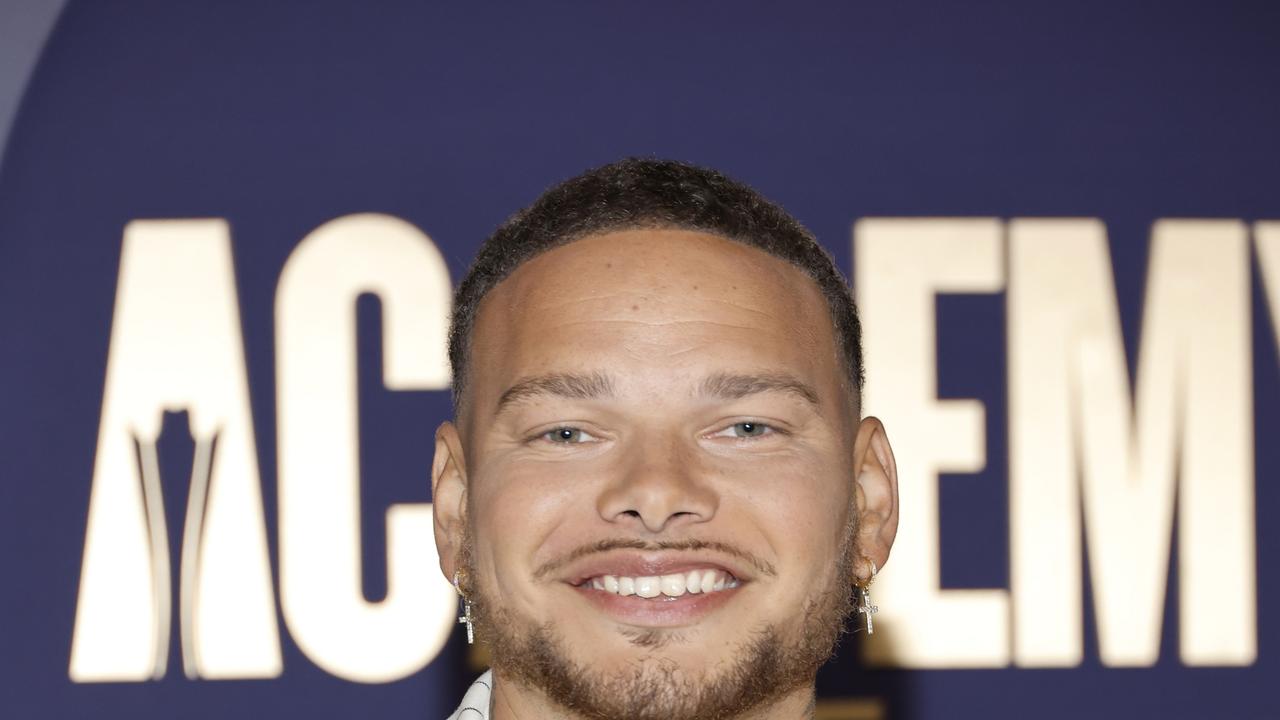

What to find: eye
left=715, top=421, right=776, bottom=439
left=540, top=427, right=598, bottom=444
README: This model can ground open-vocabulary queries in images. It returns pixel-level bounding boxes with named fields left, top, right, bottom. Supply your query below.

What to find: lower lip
left=570, top=582, right=743, bottom=627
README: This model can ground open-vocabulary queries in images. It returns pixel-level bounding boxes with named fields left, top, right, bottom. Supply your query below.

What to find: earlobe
left=852, top=416, right=900, bottom=583
left=431, top=421, right=468, bottom=581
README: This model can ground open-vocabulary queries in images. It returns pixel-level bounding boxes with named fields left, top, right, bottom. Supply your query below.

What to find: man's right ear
left=431, top=421, right=467, bottom=581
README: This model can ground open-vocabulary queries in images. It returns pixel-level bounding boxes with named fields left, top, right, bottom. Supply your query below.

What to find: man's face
left=436, top=229, right=889, bottom=718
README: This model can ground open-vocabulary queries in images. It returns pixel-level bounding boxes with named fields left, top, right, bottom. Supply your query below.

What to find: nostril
left=622, top=510, right=642, bottom=519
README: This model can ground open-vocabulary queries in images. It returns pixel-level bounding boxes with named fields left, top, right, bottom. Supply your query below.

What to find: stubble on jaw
left=457, top=524, right=858, bottom=720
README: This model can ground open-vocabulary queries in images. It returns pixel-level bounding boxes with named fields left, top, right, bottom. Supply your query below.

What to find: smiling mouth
left=576, top=569, right=741, bottom=599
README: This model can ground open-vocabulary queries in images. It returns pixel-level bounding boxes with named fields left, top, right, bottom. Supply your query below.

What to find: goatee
left=459, top=534, right=856, bottom=720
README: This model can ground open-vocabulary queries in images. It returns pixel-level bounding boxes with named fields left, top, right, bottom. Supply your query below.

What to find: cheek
left=482, top=451, right=606, bottom=515
left=470, top=457, right=599, bottom=584
left=729, top=453, right=853, bottom=565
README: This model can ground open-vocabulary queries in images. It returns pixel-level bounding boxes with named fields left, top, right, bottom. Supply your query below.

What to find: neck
left=488, top=670, right=817, bottom=720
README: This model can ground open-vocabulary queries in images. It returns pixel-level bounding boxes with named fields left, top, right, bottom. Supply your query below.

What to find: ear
left=431, top=420, right=468, bottom=582
left=851, top=416, right=899, bottom=584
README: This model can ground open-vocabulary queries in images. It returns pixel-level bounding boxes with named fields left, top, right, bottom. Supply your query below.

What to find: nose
left=596, top=433, right=719, bottom=534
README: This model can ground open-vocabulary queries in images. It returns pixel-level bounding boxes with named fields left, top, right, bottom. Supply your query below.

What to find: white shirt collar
left=447, top=670, right=493, bottom=720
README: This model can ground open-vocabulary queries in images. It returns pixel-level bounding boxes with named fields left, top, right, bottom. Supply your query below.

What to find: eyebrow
left=493, top=370, right=822, bottom=415
left=495, top=371, right=617, bottom=414
left=697, top=371, right=821, bottom=408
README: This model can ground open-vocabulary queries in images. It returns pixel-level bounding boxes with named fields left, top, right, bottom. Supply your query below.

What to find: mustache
left=532, top=537, right=778, bottom=580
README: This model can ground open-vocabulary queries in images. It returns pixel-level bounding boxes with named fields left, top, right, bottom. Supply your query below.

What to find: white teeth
left=660, top=574, right=686, bottom=597
left=685, top=570, right=702, bottom=594
left=635, top=576, right=660, bottom=598
left=587, top=569, right=737, bottom=598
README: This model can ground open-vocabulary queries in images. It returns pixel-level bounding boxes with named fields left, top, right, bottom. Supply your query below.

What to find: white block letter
left=855, top=218, right=1009, bottom=667
left=277, top=213, right=455, bottom=683
left=1009, top=219, right=1254, bottom=667
left=70, top=220, right=281, bottom=681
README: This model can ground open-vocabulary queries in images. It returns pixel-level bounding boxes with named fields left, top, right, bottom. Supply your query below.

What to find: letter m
left=1008, top=219, right=1255, bottom=667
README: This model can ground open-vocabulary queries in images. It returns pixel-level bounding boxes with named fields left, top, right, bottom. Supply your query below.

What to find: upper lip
left=561, top=550, right=752, bottom=587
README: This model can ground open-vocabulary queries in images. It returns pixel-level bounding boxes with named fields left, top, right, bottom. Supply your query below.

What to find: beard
left=458, top=528, right=857, bottom=720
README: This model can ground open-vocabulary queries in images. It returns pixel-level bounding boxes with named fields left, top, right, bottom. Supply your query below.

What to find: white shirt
left=446, top=670, right=493, bottom=720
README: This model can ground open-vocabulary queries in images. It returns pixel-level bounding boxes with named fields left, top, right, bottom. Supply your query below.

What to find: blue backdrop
left=1, top=2, right=1276, bottom=718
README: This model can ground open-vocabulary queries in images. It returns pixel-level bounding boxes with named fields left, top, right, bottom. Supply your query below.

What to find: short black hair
left=448, top=157, right=863, bottom=413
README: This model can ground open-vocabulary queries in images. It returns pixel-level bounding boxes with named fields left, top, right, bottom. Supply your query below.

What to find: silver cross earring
left=453, top=571, right=475, bottom=644
left=857, top=561, right=879, bottom=635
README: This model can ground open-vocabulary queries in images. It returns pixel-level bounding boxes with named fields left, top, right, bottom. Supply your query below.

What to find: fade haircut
left=447, top=157, right=863, bottom=413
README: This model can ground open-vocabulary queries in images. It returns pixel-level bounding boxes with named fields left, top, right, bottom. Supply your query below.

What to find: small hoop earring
left=453, top=571, right=475, bottom=645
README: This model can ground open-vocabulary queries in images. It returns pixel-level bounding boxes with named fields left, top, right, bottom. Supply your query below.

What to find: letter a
left=70, top=220, right=281, bottom=681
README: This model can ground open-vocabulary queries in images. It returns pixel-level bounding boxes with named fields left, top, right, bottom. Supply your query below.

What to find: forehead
left=467, top=228, right=842, bottom=407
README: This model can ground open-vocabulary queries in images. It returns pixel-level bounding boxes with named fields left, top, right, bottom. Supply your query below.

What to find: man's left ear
left=851, top=416, right=900, bottom=584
